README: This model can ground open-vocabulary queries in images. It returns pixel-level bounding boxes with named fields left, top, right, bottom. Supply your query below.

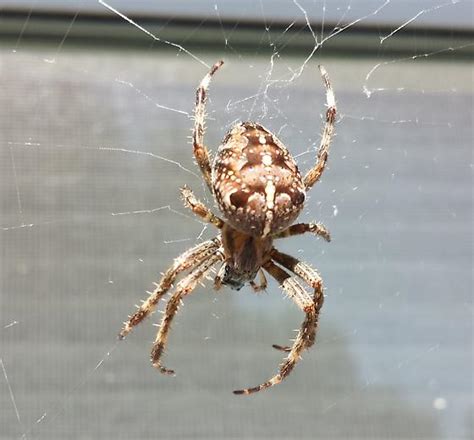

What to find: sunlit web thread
left=213, top=3, right=243, bottom=55
left=247, top=51, right=278, bottom=121
left=98, top=146, right=200, bottom=177
left=12, top=0, right=37, bottom=52
left=13, top=47, right=189, bottom=115
left=243, top=0, right=283, bottom=122
left=379, top=0, right=463, bottom=44
left=111, top=204, right=193, bottom=221
left=363, top=42, right=474, bottom=98
left=287, top=0, right=390, bottom=82
left=2, top=140, right=202, bottom=230
left=3, top=321, right=19, bottom=329
left=44, top=9, right=80, bottom=63
left=0, top=358, right=25, bottom=437
left=339, top=113, right=454, bottom=128
left=98, top=0, right=210, bottom=69
left=239, top=0, right=391, bottom=93
left=6, top=140, right=199, bottom=178
left=114, top=79, right=189, bottom=116
left=8, top=146, right=24, bottom=226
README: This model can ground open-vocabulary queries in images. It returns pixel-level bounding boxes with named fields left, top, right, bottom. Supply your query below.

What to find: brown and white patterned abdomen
left=212, top=122, right=306, bottom=237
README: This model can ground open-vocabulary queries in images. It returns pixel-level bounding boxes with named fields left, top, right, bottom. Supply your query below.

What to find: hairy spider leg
left=150, top=252, right=224, bottom=374
left=233, top=259, right=320, bottom=395
left=193, top=60, right=224, bottom=191
left=119, top=238, right=221, bottom=339
left=181, top=186, right=224, bottom=228
left=303, top=66, right=337, bottom=190
left=273, top=222, right=331, bottom=242
left=270, top=249, right=324, bottom=352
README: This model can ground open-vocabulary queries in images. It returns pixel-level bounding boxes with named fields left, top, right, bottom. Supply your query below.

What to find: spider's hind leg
left=270, top=248, right=324, bottom=352
left=233, top=260, right=318, bottom=395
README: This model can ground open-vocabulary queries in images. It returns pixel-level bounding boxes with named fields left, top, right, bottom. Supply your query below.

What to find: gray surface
left=0, top=48, right=472, bottom=439
left=1, top=0, right=473, bottom=28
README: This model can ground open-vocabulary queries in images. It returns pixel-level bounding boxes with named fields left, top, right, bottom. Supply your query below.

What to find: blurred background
left=0, top=1, right=472, bottom=439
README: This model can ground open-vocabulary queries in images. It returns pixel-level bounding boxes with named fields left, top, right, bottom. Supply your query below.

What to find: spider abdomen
left=212, top=122, right=305, bottom=237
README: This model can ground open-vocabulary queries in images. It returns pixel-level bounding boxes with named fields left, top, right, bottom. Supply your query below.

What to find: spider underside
left=120, top=60, right=337, bottom=395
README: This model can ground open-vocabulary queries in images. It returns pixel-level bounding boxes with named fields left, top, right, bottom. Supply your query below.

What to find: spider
left=119, top=60, right=337, bottom=395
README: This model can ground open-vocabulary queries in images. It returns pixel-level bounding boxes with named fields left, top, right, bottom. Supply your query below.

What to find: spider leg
left=119, top=237, right=221, bottom=339
left=193, top=60, right=224, bottom=190
left=273, top=222, right=331, bottom=242
left=303, top=65, right=337, bottom=190
left=213, top=263, right=226, bottom=291
left=150, top=251, right=223, bottom=375
left=271, top=249, right=324, bottom=294
left=233, top=259, right=320, bottom=395
left=250, top=269, right=268, bottom=293
left=270, top=249, right=324, bottom=352
left=181, top=186, right=224, bottom=229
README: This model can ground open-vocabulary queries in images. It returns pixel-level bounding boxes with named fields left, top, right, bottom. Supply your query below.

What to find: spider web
left=1, top=0, right=472, bottom=439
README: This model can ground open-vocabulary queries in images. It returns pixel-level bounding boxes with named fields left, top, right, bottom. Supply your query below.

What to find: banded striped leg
left=303, top=65, right=337, bottom=190
left=270, top=249, right=324, bottom=352
left=181, top=186, right=224, bottom=229
left=233, top=260, right=317, bottom=395
left=150, top=252, right=223, bottom=375
left=193, top=60, right=224, bottom=190
left=119, top=237, right=221, bottom=339
left=273, top=222, right=331, bottom=242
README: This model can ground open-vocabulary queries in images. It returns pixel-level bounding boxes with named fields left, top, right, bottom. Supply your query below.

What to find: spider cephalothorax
left=217, top=223, right=273, bottom=291
left=119, top=60, right=337, bottom=395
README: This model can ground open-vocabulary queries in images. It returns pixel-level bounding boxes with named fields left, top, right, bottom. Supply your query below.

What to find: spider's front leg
left=303, top=66, right=337, bottom=190
left=193, top=60, right=224, bottom=191
left=151, top=252, right=223, bottom=375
